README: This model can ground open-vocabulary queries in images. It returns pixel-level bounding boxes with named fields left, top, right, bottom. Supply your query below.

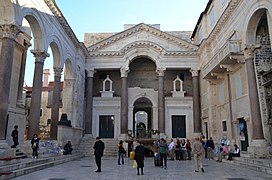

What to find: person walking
left=118, top=140, right=126, bottom=165
left=134, top=141, right=145, bottom=175
left=193, top=137, right=205, bottom=173
left=93, top=137, right=105, bottom=172
left=31, top=134, right=39, bottom=159
left=206, top=137, right=215, bottom=160
left=11, top=125, right=19, bottom=148
left=159, top=138, right=168, bottom=169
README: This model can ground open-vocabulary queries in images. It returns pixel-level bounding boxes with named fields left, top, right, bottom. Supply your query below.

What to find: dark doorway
left=239, top=118, right=249, bottom=151
left=172, top=115, right=186, bottom=138
left=99, top=115, right=114, bottom=138
left=133, top=97, right=153, bottom=138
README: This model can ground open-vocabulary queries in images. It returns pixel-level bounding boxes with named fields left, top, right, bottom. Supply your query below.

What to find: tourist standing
left=159, top=138, right=168, bottom=169
left=206, top=137, right=215, bottom=160
left=118, top=140, right=126, bottom=165
left=31, top=134, right=39, bottom=159
left=11, top=125, right=19, bottom=148
left=93, top=137, right=105, bottom=172
left=134, top=141, right=145, bottom=175
left=168, top=139, right=175, bottom=160
left=175, top=138, right=181, bottom=160
left=186, top=139, right=192, bottom=160
left=193, top=137, right=205, bottom=173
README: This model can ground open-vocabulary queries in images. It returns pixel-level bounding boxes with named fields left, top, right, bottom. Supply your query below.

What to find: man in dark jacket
left=93, top=137, right=105, bottom=172
left=205, top=137, right=215, bottom=160
left=134, top=141, right=145, bottom=175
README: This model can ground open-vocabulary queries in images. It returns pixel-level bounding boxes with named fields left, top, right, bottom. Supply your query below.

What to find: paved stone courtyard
left=12, top=156, right=272, bottom=180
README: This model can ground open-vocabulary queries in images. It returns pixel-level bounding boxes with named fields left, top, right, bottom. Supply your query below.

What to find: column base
left=83, top=134, right=94, bottom=138
left=247, top=139, right=269, bottom=158
left=159, top=133, right=167, bottom=140
left=118, top=134, right=127, bottom=140
left=0, top=140, right=16, bottom=158
left=193, top=132, right=202, bottom=139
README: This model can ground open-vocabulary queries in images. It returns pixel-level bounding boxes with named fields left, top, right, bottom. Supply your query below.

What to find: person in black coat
left=93, top=137, right=105, bottom=172
left=11, top=125, right=19, bottom=148
left=31, top=134, right=39, bottom=159
left=134, top=141, right=145, bottom=175
left=63, top=141, right=73, bottom=155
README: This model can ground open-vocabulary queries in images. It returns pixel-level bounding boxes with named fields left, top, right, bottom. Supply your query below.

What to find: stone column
left=0, top=24, right=21, bottom=140
left=120, top=67, right=129, bottom=134
left=27, top=50, right=49, bottom=139
left=85, top=69, right=95, bottom=135
left=190, top=68, right=201, bottom=134
left=227, top=73, right=236, bottom=143
left=157, top=68, right=165, bottom=134
left=17, top=40, right=31, bottom=107
left=50, top=67, right=63, bottom=140
left=244, top=45, right=264, bottom=140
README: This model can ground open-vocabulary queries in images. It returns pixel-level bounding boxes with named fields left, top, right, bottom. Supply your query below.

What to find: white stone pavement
left=12, top=157, right=272, bottom=180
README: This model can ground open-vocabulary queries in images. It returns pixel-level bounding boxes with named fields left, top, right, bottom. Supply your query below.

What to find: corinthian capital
left=190, top=67, right=200, bottom=77
left=30, top=50, right=50, bottom=63
left=243, top=44, right=261, bottom=60
left=86, top=69, right=95, bottom=78
left=0, top=24, right=22, bottom=39
left=156, top=67, right=166, bottom=76
left=120, top=66, right=130, bottom=77
left=53, top=67, right=63, bottom=77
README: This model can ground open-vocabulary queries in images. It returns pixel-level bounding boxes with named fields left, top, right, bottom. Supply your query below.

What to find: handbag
left=132, top=160, right=138, bottom=168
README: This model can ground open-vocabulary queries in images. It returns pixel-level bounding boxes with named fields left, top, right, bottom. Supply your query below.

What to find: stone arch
left=122, top=42, right=165, bottom=70
left=47, top=35, right=63, bottom=68
left=63, top=59, right=74, bottom=79
left=19, top=8, right=46, bottom=51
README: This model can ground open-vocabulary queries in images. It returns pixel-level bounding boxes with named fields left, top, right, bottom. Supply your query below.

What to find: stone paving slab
left=12, top=157, right=272, bottom=180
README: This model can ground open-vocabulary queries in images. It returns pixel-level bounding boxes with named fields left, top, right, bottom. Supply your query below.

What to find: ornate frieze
left=88, top=23, right=197, bottom=52
left=0, top=24, right=21, bottom=39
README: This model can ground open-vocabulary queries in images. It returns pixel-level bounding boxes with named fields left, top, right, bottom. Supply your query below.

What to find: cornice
left=88, top=23, right=198, bottom=52
left=44, top=0, right=88, bottom=57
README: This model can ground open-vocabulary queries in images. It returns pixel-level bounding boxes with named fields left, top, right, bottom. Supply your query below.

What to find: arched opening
left=133, top=97, right=152, bottom=138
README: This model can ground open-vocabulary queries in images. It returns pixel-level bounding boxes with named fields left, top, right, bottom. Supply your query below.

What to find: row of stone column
left=0, top=24, right=63, bottom=140
left=84, top=67, right=202, bottom=136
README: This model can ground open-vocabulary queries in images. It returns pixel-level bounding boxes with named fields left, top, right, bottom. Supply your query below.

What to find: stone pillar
left=0, top=24, right=21, bottom=140
left=157, top=68, right=165, bottom=134
left=190, top=68, right=201, bottom=135
left=17, top=40, right=31, bottom=107
left=85, top=69, right=95, bottom=135
left=120, top=67, right=129, bottom=134
left=50, top=67, right=63, bottom=140
left=27, top=50, right=49, bottom=139
left=244, top=45, right=267, bottom=158
left=244, top=45, right=264, bottom=140
left=227, top=73, right=235, bottom=143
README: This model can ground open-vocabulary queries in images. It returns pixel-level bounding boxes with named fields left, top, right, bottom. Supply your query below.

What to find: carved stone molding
left=190, top=67, right=200, bottom=77
left=120, top=66, right=130, bottom=77
left=30, top=50, right=49, bottom=63
left=0, top=24, right=21, bottom=39
left=211, top=73, right=225, bottom=80
left=244, top=44, right=261, bottom=60
left=53, top=67, right=63, bottom=77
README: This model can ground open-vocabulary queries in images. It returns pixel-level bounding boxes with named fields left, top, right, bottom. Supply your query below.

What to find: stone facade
left=0, top=0, right=271, bottom=158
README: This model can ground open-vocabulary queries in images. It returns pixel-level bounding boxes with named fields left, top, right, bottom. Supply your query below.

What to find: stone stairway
left=0, top=153, right=84, bottom=179
left=223, top=155, right=272, bottom=175
left=78, top=137, right=118, bottom=157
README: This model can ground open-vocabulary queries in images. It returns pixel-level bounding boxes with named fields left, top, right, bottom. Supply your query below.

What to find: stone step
left=223, top=157, right=272, bottom=175
left=0, top=153, right=84, bottom=179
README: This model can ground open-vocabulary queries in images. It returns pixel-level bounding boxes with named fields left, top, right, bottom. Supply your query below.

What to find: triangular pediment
left=87, top=23, right=198, bottom=55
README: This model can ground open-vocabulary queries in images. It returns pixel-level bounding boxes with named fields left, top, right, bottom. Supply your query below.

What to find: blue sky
left=24, top=0, right=208, bottom=86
